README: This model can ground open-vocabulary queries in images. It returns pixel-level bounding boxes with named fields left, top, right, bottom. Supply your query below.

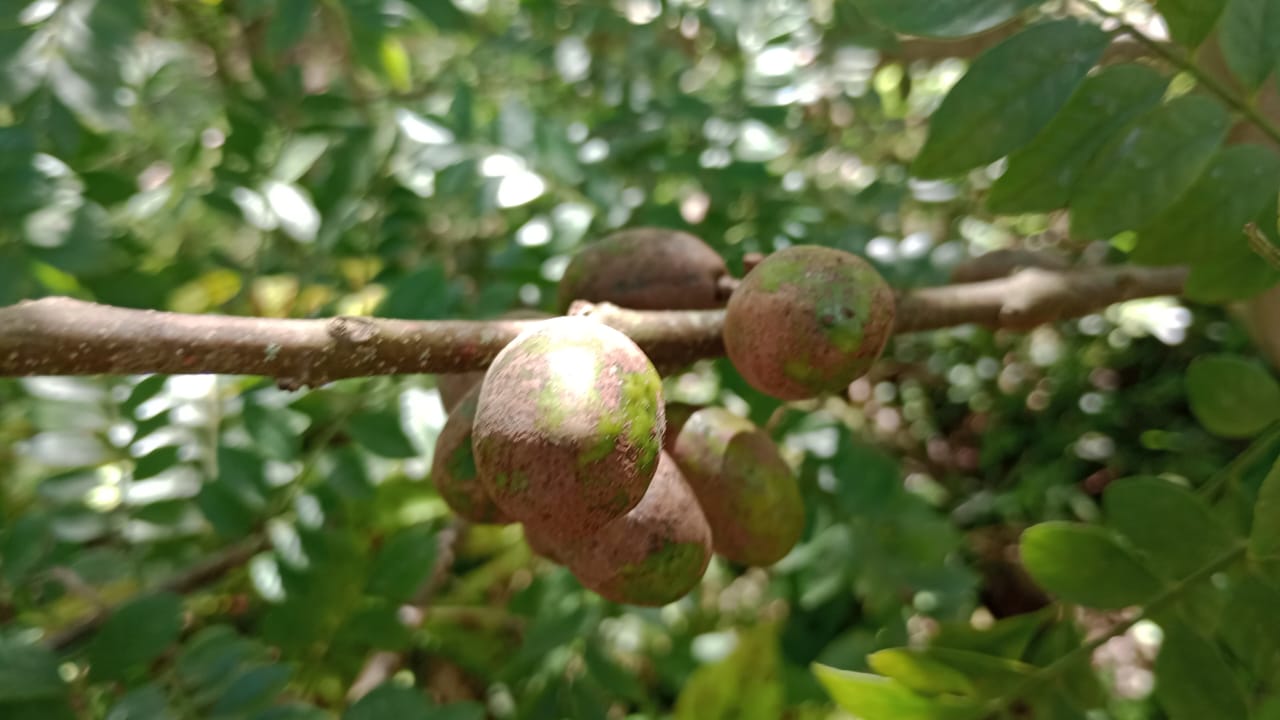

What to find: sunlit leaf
left=1019, top=523, right=1163, bottom=608
left=852, top=0, right=1041, bottom=37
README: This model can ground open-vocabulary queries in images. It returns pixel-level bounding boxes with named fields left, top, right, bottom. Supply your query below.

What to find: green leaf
left=1157, top=0, right=1230, bottom=48
left=403, top=0, right=468, bottom=30
left=1132, top=145, right=1280, bottom=265
left=1250, top=458, right=1280, bottom=575
left=1220, top=0, right=1280, bottom=90
left=1070, top=95, right=1231, bottom=239
left=366, top=524, right=438, bottom=603
left=0, top=638, right=65, bottom=703
left=987, top=64, right=1169, bottom=214
left=105, top=685, right=172, bottom=720
left=87, top=593, right=185, bottom=681
left=930, top=610, right=1051, bottom=658
left=1103, top=477, right=1240, bottom=580
left=1219, top=573, right=1280, bottom=676
left=343, top=684, right=433, bottom=720
left=1019, top=523, right=1163, bottom=608
left=850, top=0, right=1041, bottom=38
left=243, top=401, right=307, bottom=461
left=346, top=411, right=417, bottom=459
left=1186, top=354, right=1280, bottom=438
left=867, top=647, right=1034, bottom=698
left=674, top=625, right=783, bottom=720
left=813, top=665, right=980, bottom=720
left=1153, top=619, right=1249, bottom=720
left=912, top=20, right=1109, bottom=178
left=212, top=664, right=294, bottom=716
left=267, top=0, right=314, bottom=55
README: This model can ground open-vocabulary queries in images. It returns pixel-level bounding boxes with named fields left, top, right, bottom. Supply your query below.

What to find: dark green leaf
left=106, top=685, right=173, bottom=720
left=851, top=0, right=1041, bottom=37
left=1070, top=95, right=1231, bottom=239
left=87, top=593, right=185, bottom=681
left=813, top=665, right=979, bottom=720
left=0, top=638, right=65, bottom=703
left=346, top=411, right=417, bottom=459
left=1133, top=145, right=1280, bottom=265
left=133, top=445, right=182, bottom=481
left=987, top=64, right=1169, bottom=214
left=251, top=705, right=334, bottom=720
left=243, top=402, right=304, bottom=461
left=930, top=610, right=1050, bottom=658
left=1251, top=458, right=1280, bottom=575
left=1153, top=619, right=1249, bottom=720
left=343, top=684, right=433, bottom=720
left=267, top=0, right=314, bottom=55
left=403, top=0, right=468, bottom=30
left=1186, top=354, right=1280, bottom=438
left=211, top=664, right=294, bottom=716
left=1019, top=523, right=1163, bottom=608
left=1219, top=573, right=1280, bottom=677
left=0, top=698, right=76, bottom=720
left=1220, top=0, right=1280, bottom=90
left=912, top=20, right=1109, bottom=178
left=427, top=703, right=485, bottom=720
left=1157, top=0, right=1229, bottom=48
left=366, top=524, right=437, bottom=603
left=1103, top=476, right=1240, bottom=579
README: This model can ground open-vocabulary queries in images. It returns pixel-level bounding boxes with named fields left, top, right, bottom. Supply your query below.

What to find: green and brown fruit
left=523, top=523, right=566, bottom=564
left=723, top=245, right=895, bottom=400
left=429, top=385, right=511, bottom=525
left=472, top=316, right=666, bottom=541
left=667, top=406, right=803, bottom=567
left=557, top=228, right=730, bottom=311
left=564, top=451, right=712, bottom=606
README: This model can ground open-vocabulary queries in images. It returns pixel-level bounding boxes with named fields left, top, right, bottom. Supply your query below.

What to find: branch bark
left=0, top=265, right=1189, bottom=382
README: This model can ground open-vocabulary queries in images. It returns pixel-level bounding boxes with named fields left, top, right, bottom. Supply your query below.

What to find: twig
left=0, top=265, right=1189, bottom=381
left=46, top=536, right=268, bottom=651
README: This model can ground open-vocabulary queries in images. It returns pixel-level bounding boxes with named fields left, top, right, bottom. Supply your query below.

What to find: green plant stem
left=1078, top=0, right=1280, bottom=146
left=983, top=542, right=1247, bottom=715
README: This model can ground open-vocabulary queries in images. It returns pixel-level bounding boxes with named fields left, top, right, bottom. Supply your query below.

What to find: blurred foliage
left=4, top=0, right=1280, bottom=718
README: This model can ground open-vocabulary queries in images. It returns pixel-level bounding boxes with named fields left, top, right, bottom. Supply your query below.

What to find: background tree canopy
left=6, top=0, right=1280, bottom=717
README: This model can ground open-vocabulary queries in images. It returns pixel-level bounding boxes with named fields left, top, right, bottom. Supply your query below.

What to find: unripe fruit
left=437, top=310, right=551, bottom=413
left=429, top=385, right=511, bottom=524
left=472, top=317, right=666, bottom=541
left=557, top=228, right=730, bottom=311
left=667, top=407, right=803, bottom=567
left=723, top=245, right=895, bottom=400
left=565, top=452, right=712, bottom=606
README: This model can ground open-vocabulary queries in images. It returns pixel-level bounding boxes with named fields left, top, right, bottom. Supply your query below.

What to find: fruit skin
left=472, top=316, right=666, bottom=542
left=557, top=228, right=729, bottom=311
left=523, top=523, right=565, bottom=564
left=565, top=451, right=712, bottom=606
left=430, top=385, right=511, bottom=524
left=667, top=407, right=803, bottom=567
left=437, top=310, right=551, bottom=413
left=723, top=245, right=895, bottom=400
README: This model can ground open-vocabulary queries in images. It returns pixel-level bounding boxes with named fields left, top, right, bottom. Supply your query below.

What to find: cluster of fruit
left=429, top=229, right=895, bottom=605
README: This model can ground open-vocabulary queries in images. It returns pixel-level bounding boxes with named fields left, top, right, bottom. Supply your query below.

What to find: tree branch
left=0, top=266, right=1189, bottom=381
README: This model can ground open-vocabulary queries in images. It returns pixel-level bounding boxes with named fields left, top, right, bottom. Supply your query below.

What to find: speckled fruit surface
left=565, top=452, right=712, bottom=606
left=668, top=407, right=803, bottom=567
left=430, top=385, right=511, bottom=524
left=557, top=228, right=729, bottom=311
left=472, top=316, right=666, bottom=541
left=723, top=245, right=895, bottom=400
